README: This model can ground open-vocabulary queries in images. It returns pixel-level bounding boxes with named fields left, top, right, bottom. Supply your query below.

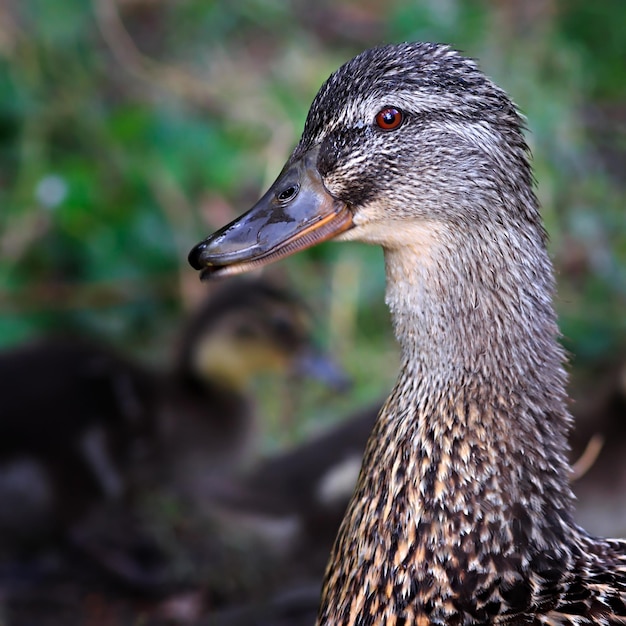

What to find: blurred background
left=0, top=0, right=625, bottom=624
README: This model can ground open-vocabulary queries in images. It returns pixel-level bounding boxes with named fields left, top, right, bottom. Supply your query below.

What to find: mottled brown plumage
left=189, top=42, right=626, bottom=625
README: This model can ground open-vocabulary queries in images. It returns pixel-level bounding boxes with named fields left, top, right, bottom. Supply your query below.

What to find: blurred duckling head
left=178, top=278, right=346, bottom=392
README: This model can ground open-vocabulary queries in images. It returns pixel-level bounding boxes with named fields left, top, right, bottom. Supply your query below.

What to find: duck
left=0, top=277, right=340, bottom=582
left=0, top=335, right=155, bottom=550
left=568, top=359, right=626, bottom=538
left=210, top=403, right=379, bottom=581
left=189, top=42, right=626, bottom=624
left=158, top=276, right=348, bottom=499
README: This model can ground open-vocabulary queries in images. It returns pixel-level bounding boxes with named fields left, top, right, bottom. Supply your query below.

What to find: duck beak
left=293, top=350, right=352, bottom=393
left=188, top=147, right=353, bottom=279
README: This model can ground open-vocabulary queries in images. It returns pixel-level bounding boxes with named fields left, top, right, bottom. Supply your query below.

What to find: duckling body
left=0, top=278, right=334, bottom=558
left=159, top=278, right=345, bottom=499
left=0, top=337, right=155, bottom=545
left=190, top=43, right=626, bottom=624
left=212, top=404, right=378, bottom=579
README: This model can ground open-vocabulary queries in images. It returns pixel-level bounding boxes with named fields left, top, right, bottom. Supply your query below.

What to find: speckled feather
left=282, top=43, right=626, bottom=625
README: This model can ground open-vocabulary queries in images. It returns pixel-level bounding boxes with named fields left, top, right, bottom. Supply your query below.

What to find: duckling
left=189, top=43, right=626, bottom=624
left=568, top=359, right=626, bottom=537
left=0, top=336, right=155, bottom=549
left=0, top=279, right=339, bottom=556
left=212, top=404, right=379, bottom=577
left=158, top=277, right=348, bottom=500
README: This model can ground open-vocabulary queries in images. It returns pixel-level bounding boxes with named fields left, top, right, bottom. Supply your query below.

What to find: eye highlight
left=375, top=107, right=403, bottom=131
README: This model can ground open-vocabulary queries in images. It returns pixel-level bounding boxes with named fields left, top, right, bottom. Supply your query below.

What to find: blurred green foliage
left=0, top=0, right=624, bottom=436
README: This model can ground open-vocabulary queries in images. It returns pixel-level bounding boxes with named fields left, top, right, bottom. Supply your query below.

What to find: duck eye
left=375, top=107, right=403, bottom=131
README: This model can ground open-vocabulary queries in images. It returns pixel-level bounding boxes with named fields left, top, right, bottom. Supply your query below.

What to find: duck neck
left=317, top=224, right=580, bottom=622
left=380, top=221, right=577, bottom=546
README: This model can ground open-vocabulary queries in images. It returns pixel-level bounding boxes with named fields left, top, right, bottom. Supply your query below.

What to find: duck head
left=177, top=279, right=349, bottom=392
left=189, top=42, right=536, bottom=281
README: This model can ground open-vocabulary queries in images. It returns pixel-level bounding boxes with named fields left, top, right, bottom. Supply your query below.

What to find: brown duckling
left=190, top=43, right=626, bottom=624
left=568, top=359, right=626, bottom=537
left=158, top=277, right=348, bottom=501
left=211, top=404, right=379, bottom=580
left=0, top=336, right=155, bottom=549
left=0, top=278, right=341, bottom=560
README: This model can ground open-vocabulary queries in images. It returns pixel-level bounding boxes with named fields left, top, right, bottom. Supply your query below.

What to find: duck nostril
left=277, top=185, right=298, bottom=202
